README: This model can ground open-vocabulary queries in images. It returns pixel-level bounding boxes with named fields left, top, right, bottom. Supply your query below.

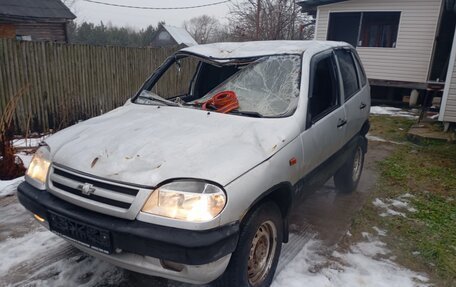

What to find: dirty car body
left=17, top=41, right=370, bottom=286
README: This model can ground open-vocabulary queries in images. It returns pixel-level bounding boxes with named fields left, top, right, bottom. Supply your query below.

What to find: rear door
left=334, top=48, right=369, bottom=143
left=300, top=50, right=347, bottom=178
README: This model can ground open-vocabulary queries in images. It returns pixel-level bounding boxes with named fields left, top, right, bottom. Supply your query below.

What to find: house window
left=328, top=12, right=401, bottom=48
left=359, top=12, right=400, bottom=47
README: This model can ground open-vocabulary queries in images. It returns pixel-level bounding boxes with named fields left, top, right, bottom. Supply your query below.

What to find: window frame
left=307, top=49, right=342, bottom=128
left=327, top=11, right=401, bottom=49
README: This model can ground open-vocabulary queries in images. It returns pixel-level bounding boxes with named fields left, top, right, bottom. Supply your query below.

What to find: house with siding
left=0, top=0, right=75, bottom=43
left=298, top=0, right=456, bottom=125
left=440, top=32, right=456, bottom=126
left=150, top=25, right=198, bottom=48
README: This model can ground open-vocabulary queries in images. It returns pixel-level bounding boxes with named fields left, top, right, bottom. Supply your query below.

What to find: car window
left=335, top=49, right=360, bottom=100
left=352, top=52, right=367, bottom=87
left=195, top=55, right=301, bottom=117
left=308, top=53, right=339, bottom=124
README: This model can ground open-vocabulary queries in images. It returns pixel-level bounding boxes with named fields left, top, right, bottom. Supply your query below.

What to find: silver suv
left=18, top=41, right=370, bottom=287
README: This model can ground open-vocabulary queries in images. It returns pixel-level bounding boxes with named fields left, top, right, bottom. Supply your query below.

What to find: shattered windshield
left=193, top=55, right=301, bottom=117
left=135, top=54, right=302, bottom=117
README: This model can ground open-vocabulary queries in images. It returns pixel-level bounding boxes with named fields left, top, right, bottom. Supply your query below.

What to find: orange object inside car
left=201, top=91, right=239, bottom=114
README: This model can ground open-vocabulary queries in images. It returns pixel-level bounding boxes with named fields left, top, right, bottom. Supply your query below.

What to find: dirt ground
left=0, top=140, right=394, bottom=287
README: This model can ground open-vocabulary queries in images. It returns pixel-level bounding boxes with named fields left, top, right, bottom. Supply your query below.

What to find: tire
left=215, top=201, right=283, bottom=287
left=334, top=140, right=365, bottom=194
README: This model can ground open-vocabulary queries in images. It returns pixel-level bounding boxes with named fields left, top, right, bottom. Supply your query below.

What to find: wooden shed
left=0, top=0, right=76, bottom=42
left=298, top=0, right=456, bottom=111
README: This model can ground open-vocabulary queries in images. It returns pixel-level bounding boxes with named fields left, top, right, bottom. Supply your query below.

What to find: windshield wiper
left=230, top=110, right=264, bottom=118
left=137, top=92, right=180, bottom=107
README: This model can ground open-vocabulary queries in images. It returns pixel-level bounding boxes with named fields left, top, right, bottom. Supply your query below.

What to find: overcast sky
left=71, top=0, right=232, bottom=29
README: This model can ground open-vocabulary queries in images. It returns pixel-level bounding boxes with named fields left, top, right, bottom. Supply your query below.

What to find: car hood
left=46, top=103, right=299, bottom=187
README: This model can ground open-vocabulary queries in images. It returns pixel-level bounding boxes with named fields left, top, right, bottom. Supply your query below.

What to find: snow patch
left=373, top=226, right=387, bottom=237
left=373, top=196, right=416, bottom=217
left=370, top=106, right=418, bottom=118
left=366, top=134, right=402, bottom=145
left=0, top=228, right=65, bottom=274
left=12, top=136, right=48, bottom=149
left=273, top=239, right=429, bottom=287
left=0, top=177, right=24, bottom=198
left=15, top=254, right=125, bottom=287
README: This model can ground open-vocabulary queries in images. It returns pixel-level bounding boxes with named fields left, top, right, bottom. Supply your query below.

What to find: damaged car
left=18, top=40, right=370, bottom=286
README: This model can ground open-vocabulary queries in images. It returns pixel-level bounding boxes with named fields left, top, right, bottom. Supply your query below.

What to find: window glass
left=148, top=57, right=199, bottom=99
left=327, top=11, right=400, bottom=48
left=136, top=55, right=302, bottom=118
left=309, top=54, right=338, bottom=122
left=327, top=12, right=361, bottom=47
left=353, top=52, right=367, bottom=87
left=335, top=50, right=359, bottom=100
left=359, top=12, right=400, bottom=48
left=195, top=55, right=301, bottom=117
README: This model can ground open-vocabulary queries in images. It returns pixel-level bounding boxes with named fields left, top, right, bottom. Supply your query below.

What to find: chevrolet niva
left=18, top=41, right=370, bottom=287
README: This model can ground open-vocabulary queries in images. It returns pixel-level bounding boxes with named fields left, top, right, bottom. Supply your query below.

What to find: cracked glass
left=194, top=55, right=301, bottom=117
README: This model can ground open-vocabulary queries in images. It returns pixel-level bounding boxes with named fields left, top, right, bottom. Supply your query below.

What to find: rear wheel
left=215, top=202, right=283, bottom=287
left=334, top=141, right=365, bottom=193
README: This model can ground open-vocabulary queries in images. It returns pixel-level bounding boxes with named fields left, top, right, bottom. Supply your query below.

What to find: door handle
left=337, top=119, right=347, bottom=128
left=359, top=102, right=367, bottom=110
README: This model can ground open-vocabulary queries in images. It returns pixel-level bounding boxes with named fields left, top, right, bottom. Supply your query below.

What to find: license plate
left=48, top=212, right=112, bottom=254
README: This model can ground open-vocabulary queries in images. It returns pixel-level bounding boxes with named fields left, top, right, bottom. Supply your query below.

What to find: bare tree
left=184, top=15, right=222, bottom=44
left=228, top=0, right=314, bottom=41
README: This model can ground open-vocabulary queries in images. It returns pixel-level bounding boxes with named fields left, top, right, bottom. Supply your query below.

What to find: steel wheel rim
left=247, top=220, right=277, bottom=286
left=352, top=147, right=363, bottom=182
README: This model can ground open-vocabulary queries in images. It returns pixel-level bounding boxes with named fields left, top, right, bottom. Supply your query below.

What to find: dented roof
left=180, top=40, right=347, bottom=59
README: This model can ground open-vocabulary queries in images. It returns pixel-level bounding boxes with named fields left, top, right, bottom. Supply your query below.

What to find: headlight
left=26, top=145, right=51, bottom=190
left=142, top=180, right=226, bottom=222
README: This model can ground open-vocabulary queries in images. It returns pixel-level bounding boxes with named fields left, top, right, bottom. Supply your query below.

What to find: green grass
left=348, top=115, right=456, bottom=286
left=369, top=115, right=415, bottom=142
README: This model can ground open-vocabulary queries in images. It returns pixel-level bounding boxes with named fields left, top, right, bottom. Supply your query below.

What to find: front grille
left=53, top=168, right=139, bottom=196
left=49, top=165, right=140, bottom=211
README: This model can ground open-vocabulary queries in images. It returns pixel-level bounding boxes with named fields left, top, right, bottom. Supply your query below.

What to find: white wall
left=440, top=31, right=456, bottom=123
left=315, top=0, right=443, bottom=83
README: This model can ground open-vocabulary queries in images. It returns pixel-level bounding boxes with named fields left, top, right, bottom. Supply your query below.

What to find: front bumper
left=17, top=181, right=239, bottom=283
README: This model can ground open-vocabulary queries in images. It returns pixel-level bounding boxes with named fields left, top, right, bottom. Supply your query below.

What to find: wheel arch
left=240, top=182, right=294, bottom=243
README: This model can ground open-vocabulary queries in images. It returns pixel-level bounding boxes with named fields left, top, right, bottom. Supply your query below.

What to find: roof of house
left=180, top=40, right=348, bottom=60
left=297, top=0, right=347, bottom=13
left=162, top=25, right=198, bottom=46
left=0, top=0, right=76, bottom=21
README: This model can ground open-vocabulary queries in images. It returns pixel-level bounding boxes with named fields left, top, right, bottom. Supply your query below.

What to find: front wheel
left=334, top=141, right=365, bottom=193
left=215, top=201, right=283, bottom=287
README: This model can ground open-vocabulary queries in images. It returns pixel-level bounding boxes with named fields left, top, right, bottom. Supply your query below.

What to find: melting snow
left=0, top=228, right=65, bottom=274
left=0, top=177, right=24, bottom=198
left=366, top=134, right=402, bottom=145
left=12, top=136, right=48, bottom=149
left=373, top=196, right=417, bottom=217
left=273, top=238, right=429, bottom=287
left=370, top=106, right=418, bottom=118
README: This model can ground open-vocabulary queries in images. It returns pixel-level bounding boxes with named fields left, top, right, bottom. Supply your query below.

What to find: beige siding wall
left=442, top=39, right=456, bottom=122
left=315, top=0, right=442, bottom=83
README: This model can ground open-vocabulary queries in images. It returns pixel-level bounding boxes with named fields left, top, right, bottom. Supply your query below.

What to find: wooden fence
left=0, top=39, right=181, bottom=133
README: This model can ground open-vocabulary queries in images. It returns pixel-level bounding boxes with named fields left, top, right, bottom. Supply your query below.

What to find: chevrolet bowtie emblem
left=78, top=183, right=96, bottom=196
